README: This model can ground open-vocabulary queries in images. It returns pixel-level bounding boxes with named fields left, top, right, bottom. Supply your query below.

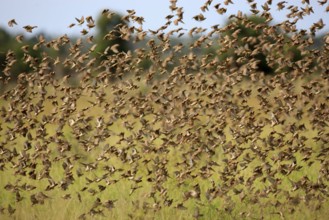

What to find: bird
left=8, top=19, right=18, bottom=27
left=23, top=25, right=38, bottom=33
left=15, top=34, right=24, bottom=43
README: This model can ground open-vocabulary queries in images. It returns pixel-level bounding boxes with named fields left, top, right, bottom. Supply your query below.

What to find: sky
left=0, top=0, right=329, bottom=37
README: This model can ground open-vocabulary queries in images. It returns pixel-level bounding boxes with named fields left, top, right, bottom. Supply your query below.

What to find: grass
left=0, top=73, right=328, bottom=220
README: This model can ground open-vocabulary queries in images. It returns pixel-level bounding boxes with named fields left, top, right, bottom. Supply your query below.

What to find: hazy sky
left=0, top=0, right=328, bottom=37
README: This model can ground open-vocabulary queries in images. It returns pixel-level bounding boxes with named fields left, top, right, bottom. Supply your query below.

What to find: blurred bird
left=23, top=25, right=37, bottom=33
left=8, top=19, right=17, bottom=27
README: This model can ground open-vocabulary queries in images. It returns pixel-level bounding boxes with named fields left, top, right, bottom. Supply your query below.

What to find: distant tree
left=0, top=28, right=43, bottom=83
left=0, top=29, right=11, bottom=72
left=217, top=15, right=309, bottom=76
left=89, top=11, right=132, bottom=81
left=220, top=15, right=274, bottom=74
left=94, top=11, right=130, bottom=60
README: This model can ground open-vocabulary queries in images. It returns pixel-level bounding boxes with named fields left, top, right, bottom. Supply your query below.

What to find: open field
left=1, top=1, right=329, bottom=219
left=1, top=72, right=329, bottom=219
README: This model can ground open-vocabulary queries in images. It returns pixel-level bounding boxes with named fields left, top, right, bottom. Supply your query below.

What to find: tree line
left=0, top=11, right=327, bottom=85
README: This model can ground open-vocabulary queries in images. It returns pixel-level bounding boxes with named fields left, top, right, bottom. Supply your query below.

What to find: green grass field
left=1, top=1, right=329, bottom=218
left=1, top=72, right=328, bottom=219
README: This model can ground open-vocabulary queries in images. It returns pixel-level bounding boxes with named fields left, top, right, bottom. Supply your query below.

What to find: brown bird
left=15, top=34, right=24, bottom=43
left=23, top=25, right=38, bottom=33
left=75, top=16, right=84, bottom=25
left=8, top=19, right=18, bottom=27
left=7, top=205, right=15, bottom=215
left=193, top=14, right=206, bottom=21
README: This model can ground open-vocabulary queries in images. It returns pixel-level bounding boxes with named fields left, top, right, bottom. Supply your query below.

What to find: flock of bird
left=1, top=0, right=329, bottom=219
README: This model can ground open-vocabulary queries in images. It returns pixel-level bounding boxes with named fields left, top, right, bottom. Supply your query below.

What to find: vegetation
left=1, top=1, right=329, bottom=220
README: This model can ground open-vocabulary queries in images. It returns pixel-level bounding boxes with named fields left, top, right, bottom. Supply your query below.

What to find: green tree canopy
left=218, top=15, right=304, bottom=75
left=94, top=11, right=130, bottom=59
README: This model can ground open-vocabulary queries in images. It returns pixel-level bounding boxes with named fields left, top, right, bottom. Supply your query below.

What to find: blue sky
left=1, top=0, right=328, bottom=37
